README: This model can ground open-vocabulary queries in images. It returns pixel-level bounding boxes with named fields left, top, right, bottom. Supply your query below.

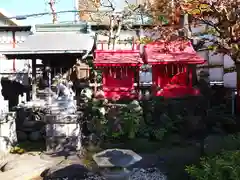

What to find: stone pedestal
left=93, top=149, right=142, bottom=180
left=45, top=114, right=81, bottom=153
left=0, top=113, right=17, bottom=152
left=101, top=168, right=131, bottom=180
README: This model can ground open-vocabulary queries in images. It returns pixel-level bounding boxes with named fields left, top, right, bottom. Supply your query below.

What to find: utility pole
left=49, top=0, right=57, bottom=23
left=74, top=0, right=79, bottom=23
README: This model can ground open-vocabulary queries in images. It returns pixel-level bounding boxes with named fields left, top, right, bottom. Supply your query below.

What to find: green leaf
left=208, top=45, right=217, bottom=51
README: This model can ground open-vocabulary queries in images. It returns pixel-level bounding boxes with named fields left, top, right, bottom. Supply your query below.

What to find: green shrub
left=185, top=150, right=240, bottom=180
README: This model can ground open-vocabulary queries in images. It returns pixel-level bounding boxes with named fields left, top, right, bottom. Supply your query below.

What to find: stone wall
left=15, top=108, right=45, bottom=142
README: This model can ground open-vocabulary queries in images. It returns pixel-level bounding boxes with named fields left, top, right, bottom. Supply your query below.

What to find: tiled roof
left=144, top=40, right=206, bottom=64
left=0, top=32, right=95, bottom=55
left=94, top=50, right=143, bottom=66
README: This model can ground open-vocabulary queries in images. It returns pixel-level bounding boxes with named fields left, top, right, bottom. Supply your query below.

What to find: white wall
left=0, top=30, right=31, bottom=74
left=0, top=13, right=31, bottom=74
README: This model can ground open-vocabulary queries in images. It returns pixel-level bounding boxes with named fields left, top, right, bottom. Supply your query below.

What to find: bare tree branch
left=99, top=0, right=115, bottom=11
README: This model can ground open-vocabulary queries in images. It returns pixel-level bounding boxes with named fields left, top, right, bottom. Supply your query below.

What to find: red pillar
left=152, top=65, right=157, bottom=95
left=102, top=68, right=106, bottom=85
left=188, top=65, right=192, bottom=87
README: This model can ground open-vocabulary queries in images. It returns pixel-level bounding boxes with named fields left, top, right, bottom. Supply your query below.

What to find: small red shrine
left=144, top=40, right=206, bottom=98
left=94, top=44, right=143, bottom=99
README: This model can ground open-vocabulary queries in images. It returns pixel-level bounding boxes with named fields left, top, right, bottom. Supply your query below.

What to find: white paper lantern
left=224, top=55, right=235, bottom=69
left=209, top=67, right=223, bottom=81
left=197, top=51, right=208, bottom=61
left=140, top=71, right=152, bottom=83
left=224, top=72, right=236, bottom=88
left=209, top=51, right=224, bottom=65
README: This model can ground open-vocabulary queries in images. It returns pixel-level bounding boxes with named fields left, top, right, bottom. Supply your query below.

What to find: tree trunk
left=179, top=14, right=191, bottom=38
left=236, top=63, right=240, bottom=114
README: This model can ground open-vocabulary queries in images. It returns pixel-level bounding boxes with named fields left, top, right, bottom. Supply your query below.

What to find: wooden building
left=0, top=23, right=95, bottom=102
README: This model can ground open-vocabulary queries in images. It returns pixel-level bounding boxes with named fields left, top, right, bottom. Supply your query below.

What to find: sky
left=1, top=0, right=133, bottom=25
left=2, top=0, right=77, bottom=25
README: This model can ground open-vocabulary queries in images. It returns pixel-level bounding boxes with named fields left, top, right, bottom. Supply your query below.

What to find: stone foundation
left=0, top=112, right=17, bottom=152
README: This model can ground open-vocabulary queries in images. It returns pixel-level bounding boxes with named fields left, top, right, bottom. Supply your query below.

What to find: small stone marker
left=93, top=149, right=142, bottom=180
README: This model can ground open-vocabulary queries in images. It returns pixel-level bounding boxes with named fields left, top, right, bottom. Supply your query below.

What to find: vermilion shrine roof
left=144, top=40, right=206, bottom=64
left=94, top=50, right=143, bottom=66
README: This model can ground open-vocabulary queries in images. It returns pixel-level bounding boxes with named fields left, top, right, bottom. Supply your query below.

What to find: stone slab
left=46, top=136, right=81, bottom=153
left=44, top=114, right=79, bottom=124
left=46, top=123, right=81, bottom=137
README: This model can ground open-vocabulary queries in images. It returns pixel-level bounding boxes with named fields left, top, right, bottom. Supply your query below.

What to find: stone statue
left=56, top=80, right=75, bottom=100
left=54, top=79, right=76, bottom=114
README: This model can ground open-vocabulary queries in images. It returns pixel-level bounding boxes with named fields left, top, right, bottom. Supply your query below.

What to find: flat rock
left=41, top=164, right=90, bottom=179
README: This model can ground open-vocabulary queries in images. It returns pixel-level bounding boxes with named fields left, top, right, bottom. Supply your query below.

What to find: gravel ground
left=130, top=168, right=167, bottom=180
left=84, top=168, right=167, bottom=180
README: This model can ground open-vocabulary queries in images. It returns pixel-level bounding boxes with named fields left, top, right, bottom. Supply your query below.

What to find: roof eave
left=94, top=63, right=142, bottom=67
left=0, top=25, right=31, bottom=31
left=0, top=50, right=86, bottom=55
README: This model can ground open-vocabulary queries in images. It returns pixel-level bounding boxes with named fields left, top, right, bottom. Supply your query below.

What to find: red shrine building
left=143, top=40, right=206, bottom=98
left=94, top=39, right=206, bottom=100
left=94, top=41, right=143, bottom=99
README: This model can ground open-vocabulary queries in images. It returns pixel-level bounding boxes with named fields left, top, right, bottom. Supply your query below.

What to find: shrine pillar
left=32, top=58, right=37, bottom=100
left=188, top=65, right=192, bottom=87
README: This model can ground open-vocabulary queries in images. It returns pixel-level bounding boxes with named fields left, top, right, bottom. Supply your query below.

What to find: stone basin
left=93, top=149, right=142, bottom=168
